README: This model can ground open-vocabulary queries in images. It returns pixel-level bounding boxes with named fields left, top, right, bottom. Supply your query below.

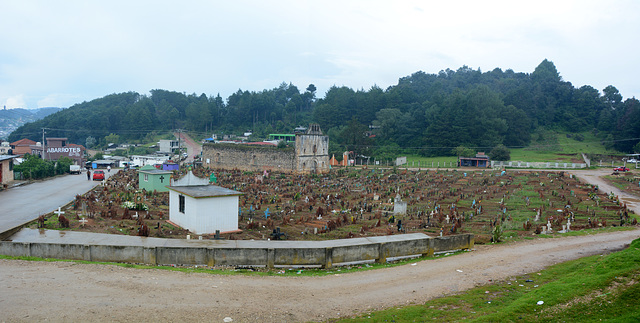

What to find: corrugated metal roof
left=0, top=155, right=18, bottom=162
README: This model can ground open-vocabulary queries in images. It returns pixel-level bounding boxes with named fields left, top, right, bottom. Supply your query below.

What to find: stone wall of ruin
left=201, top=143, right=296, bottom=172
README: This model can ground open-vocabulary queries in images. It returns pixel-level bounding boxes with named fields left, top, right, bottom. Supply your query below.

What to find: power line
left=9, top=125, right=640, bottom=152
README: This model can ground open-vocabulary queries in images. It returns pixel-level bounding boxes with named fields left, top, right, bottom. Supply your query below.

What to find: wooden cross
left=79, top=217, right=88, bottom=227
left=54, top=207, right=65, bottom=218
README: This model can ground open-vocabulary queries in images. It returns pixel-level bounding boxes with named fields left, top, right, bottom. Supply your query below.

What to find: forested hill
left=8, top=59, right=640, bottom=157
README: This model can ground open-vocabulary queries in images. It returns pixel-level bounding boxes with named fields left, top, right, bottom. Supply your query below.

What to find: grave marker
left=54, top=207, right=65, bottom=218
left=81, top=202, right=88, bottom=217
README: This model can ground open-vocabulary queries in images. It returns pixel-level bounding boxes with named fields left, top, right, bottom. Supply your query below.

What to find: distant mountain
left=0, top=107, right=63, bottom=140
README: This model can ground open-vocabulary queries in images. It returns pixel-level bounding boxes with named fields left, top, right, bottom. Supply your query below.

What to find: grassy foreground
left=336, top=238, right=640, bottom=322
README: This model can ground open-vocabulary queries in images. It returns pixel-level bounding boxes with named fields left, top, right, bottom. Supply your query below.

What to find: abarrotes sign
left=47, top=146, right=82, bottom=157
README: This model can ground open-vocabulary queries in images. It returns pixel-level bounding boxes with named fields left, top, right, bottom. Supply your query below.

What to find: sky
left=1, top=0, right=639, bottom=109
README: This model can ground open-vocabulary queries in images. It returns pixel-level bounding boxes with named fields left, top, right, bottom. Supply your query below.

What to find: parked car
left=69, top=165, right=81, bottom=174
left=92, top=170, right=105, bottom=181
left=613, top=166, right=629, bottom=172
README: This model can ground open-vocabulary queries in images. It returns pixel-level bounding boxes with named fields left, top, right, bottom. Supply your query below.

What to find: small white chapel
left=167, top=171, right=242, bottom=235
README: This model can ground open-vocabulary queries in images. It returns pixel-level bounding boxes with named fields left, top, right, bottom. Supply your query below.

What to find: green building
left=138, top=165, right=173, bottom=192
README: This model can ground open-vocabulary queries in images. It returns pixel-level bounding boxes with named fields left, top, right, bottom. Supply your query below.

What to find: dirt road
left=175, top=131, right=202, bottom=163
left=1, top=230, right=638, bottom=322
left=0, top=169, right=638, bottom=323
left=570, top=168, right=640, bottom=214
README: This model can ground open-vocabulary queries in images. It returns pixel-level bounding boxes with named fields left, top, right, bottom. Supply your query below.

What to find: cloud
left=0, top=0, right=639, bottom=108
left=4, top=95, right=26, bottom=109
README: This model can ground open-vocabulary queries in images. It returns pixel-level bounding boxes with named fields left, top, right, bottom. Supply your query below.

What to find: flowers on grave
left=121, top=201, right=149, bottom=211
left=122, top=201, right=135, bottom=209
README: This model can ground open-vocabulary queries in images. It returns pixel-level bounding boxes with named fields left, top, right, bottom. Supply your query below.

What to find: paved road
left=0, top=170, right=112, bottom=232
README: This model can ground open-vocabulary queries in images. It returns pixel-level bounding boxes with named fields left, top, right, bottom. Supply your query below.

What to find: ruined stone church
left=202, top=124, right=330, bottom=174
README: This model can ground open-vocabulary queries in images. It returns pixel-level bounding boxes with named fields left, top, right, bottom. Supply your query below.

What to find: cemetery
left=26, top=166, right=638, bottom=244
left=602, top=172, right=640, bottom=196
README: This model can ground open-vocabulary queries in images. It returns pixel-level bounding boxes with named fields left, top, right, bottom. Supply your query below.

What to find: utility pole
left=42, top=128, right=46, bottom=160
left=177, top=129, right=182, bottom=159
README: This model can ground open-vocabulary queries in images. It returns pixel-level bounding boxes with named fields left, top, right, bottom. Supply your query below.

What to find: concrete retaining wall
left=0, top=233, right=474, bottom=268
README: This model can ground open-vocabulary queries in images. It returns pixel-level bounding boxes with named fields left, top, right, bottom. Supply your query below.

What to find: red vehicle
left=92, top=170, right=105, bottom=181
left=613, top=166, right=629, bottom=172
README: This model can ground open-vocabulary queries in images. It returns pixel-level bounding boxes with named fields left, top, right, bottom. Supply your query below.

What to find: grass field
left=399, top=130, right=629, bottom=168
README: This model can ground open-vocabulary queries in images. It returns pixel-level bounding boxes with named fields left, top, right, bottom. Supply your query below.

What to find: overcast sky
left=1, top=0, right=638, bottom=109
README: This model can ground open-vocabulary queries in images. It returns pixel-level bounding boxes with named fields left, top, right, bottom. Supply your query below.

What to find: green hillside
left=8, top=60, right=640, bottom=160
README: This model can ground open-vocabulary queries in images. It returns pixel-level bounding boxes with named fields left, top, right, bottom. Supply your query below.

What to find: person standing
left=86, top=169, right=91, bottom=180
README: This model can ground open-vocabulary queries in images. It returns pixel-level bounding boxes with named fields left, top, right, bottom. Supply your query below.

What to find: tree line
left=8, top=59, right=640, bottom=159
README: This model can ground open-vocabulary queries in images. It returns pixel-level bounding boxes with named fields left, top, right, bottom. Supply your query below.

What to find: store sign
left=47, top=147, right=82, bottom=157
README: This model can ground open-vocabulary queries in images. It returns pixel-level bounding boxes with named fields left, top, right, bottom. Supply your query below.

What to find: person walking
left=86, top=169, right=91, bottom=180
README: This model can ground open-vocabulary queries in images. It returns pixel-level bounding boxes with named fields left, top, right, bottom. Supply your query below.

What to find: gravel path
left=0, top=169, right=638, bottom=323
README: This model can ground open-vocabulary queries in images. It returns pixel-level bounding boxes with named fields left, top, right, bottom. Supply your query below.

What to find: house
left=138, top=165, right=173, bottom=192
left=162, top=162, right=180, bottom=171
left=158, top=139, right=180, bottom=154
left=459, top=152, right=490, bottom=168
left=10, top=138, right=37, bottom=157
left=104, top=155, right=128, bottom=167
left=91, top=159, right=118, bottom=169
left=0, top=141, right=11, bottom=154
left=0, top=155, right=18, bottom=187
left=167, top=171, right=242, bottom=235
left=130, top=155, right=170, bottom=167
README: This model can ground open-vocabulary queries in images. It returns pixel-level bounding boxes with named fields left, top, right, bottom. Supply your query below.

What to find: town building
left=29, top=138, right=86, bottom=165
left=130, top=155, right=171, bottom=167
left=9, top=138, right=37, bottom=157
left=90, top=160, right=118, bottom=169
left=0, top=155, right=17, bottom=188
left=459, top=152, right=490, bottom=168
left=158, top=139, right=180, bottom=154
left=0, top=141, right=11, bottom=154
left=162, top=162, right=180, bottom=171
